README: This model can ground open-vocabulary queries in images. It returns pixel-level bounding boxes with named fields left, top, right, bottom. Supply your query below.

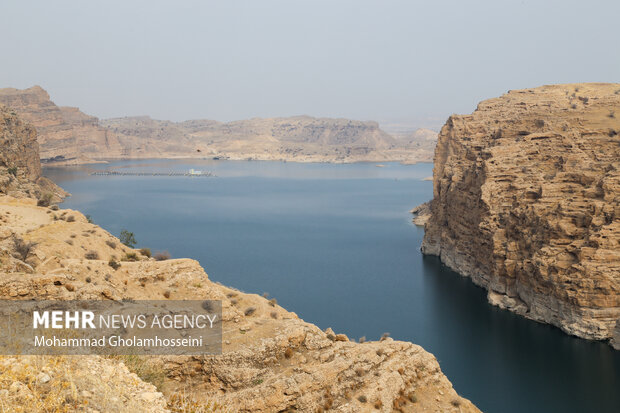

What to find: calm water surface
left=44, top=159, right=620, bottom=413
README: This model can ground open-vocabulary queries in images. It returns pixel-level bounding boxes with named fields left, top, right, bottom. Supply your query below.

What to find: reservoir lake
left=44, top=159, right=620, bottom=413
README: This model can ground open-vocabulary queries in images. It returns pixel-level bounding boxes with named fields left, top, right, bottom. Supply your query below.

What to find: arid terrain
left=421, top=83, right=620, bottom=348
left=0, top=105, right=474, bottom=412
left=0, top=86, right=437, bottom=165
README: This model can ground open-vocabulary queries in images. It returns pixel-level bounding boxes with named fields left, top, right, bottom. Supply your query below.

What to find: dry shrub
left=154, top=251, right=171, bottom=261
left=12, top=236, right=37, bottom=261
left=85, top=250, right=99, bottom=260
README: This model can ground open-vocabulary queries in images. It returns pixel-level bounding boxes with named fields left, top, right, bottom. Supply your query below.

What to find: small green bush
left=122, top=252, right=138, bottom=262
left=37, top=192, right=53, bottom=207
left=119, top=229, right=137, bottom=248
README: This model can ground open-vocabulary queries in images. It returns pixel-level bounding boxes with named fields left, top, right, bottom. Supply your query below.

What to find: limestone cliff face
left=0, top=105, right=64, bottom=200
left=0, top=106, right=40, bottom=180
left=0, top=86, right=123, bottom=163
left=422, top=83, right=620, bottom=348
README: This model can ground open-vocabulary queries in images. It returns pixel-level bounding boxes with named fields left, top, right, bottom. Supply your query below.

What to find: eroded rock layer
left=0, top=86, right=123, bottom=164
left=0, top=105, right=65, bottom=201
left=422, top=83, right=620, bottom=348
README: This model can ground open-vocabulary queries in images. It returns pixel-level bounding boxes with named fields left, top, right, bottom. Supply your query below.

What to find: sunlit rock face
left=422, top=83, right=620, bottom=348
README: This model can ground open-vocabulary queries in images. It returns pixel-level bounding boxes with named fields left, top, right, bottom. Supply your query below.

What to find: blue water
left=44, top=159, right=620, bottom=413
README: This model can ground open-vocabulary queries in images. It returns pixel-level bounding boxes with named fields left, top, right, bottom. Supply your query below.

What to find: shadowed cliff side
left=422, top=83, right=620, bottom=348
left=0, top=105, right=66, bottom=202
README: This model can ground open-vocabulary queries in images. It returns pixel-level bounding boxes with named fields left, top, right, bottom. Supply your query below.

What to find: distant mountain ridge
left=0, top=86, right=437, bottom=164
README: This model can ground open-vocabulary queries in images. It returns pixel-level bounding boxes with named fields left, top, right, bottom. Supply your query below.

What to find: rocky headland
left=0, top=86, right=437, bottom=165
left=422, top=83, right=620, bottom=348
left=0, top=104, right=475, bottom=412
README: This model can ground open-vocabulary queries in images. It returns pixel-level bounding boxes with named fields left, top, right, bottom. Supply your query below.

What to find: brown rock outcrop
left=0, top=86, right=123, bottom=163
left=0, top=105, right=65, bottom=201
left=422, top=83, right=620, bottom=348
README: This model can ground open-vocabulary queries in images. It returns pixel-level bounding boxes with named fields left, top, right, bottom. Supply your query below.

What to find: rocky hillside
left=102, top=115, right=436, bottom=163
left=0, top=199, right=479, bottom=412
left=0, top=105, right=65, bottom=201
left=422, top=83, right=620, bottom=348
left=0, top=86, right=123, bottom=164
left=0, top=110, right=475, bottom=412
left=0, top=86, right=437, bottom=164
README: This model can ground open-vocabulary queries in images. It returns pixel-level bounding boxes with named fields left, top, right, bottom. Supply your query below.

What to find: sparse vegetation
left=380, top=332, right=390, bottom=341
left=163, top=290, right=171, bottom=298
left=284, top=347, right=293, bottom=359
left=167, top=391, right=229, bottom=413
left=7, top=166, right=17, bottom=176
left=122, top=252, right=139, bottom=261
left=451, top=398, right=462, bottom=407
left=154, top=251, right=171, bottom=261
left=119, top=229, right=137, bottom=248
left=139, top=247, right=151, bottom=257
left=85, top=250, right=99, bottom=260
left=85, top=214, right=93, bottom=223
left=12, top=235, right=37, bottom=261
left=358, top=336, right=366, bottom=343
left=106, top=239, right=117, bottom=249
left=534, top=119, right=545, bottom=128
left=108, top=355, right=166, bottom=391
left=37, top=192, right=53, bottom=207
left=244, top=307, right=256, bottom=316
left=358, top=395, right=367, bottom=403
left=66, top=215, right=75, bottom=222
left=108, top=258, right=121, bottom=270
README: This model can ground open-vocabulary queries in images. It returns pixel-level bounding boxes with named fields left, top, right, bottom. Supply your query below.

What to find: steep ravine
left=422, top=83, right=620, bottom=348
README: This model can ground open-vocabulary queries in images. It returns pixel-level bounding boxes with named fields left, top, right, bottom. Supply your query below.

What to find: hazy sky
left=1, top=0, right=618, bottom=130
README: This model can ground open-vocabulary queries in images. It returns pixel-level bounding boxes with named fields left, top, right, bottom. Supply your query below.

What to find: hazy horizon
left=1, top=0, right=619, bottom=130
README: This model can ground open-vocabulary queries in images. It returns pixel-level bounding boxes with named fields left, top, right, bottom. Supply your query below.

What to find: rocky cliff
left=0, top=86, right=123, bottom=163
left=0, top=105, right=65, bottom=201
left=422, top=83, right=620, bottom=348
left=0, top=86, right=437, bottom=164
